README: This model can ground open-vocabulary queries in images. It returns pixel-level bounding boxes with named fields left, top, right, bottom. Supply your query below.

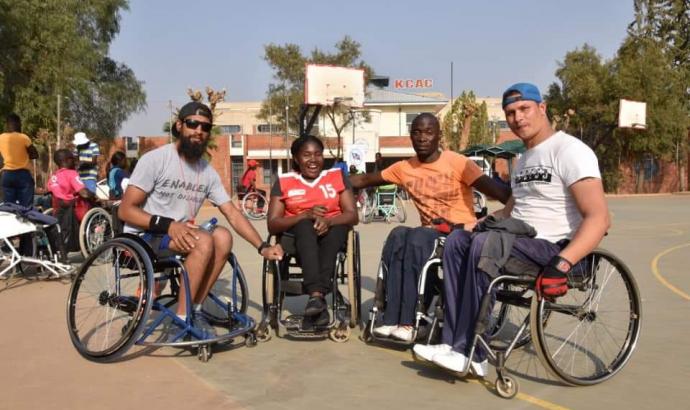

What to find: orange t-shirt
left=381, top=150, right=483, bottom=226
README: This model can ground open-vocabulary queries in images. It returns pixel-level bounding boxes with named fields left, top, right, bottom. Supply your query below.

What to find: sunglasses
left=183, top=119, right=213, bottom=132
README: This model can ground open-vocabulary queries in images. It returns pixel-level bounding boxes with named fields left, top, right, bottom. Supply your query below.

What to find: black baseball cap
left=172, top=101, right=213, bottom=137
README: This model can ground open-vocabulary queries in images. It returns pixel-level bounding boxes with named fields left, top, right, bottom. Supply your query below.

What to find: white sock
left=193, top=304, right=202, bottom=312
left=177, top=314, right=186, bottom=322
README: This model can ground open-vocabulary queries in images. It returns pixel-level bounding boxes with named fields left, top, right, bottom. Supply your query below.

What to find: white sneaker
left=471, top=360, right=489, bottom=378
left=432, top=350, right=469, bottom=373
left=372, top=325, right=397, bottom=337
left=390, top=325, right=414, bottom=342
left=412, top=343, right=452, bottom=362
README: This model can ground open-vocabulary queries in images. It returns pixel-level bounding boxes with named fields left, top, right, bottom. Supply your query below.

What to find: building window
left=262, top=160, right=277, bottom=185
left=406, top=112, right=420, bottom=134
left=231, top=134, right=242, bottom=148
left=231, top=157, right=245, bottom=194
left=219, top=125, right=241, bottom=134
left=257, top=124, right=280, bottom=133
left=124, top=136, right=138, bottom=152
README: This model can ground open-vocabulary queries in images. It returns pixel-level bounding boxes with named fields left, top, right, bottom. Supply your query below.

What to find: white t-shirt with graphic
left=511, top=131, right=601, bottom=242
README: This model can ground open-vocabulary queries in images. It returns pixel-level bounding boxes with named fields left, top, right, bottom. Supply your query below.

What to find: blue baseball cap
left=502, top=83, right=543, bottom=108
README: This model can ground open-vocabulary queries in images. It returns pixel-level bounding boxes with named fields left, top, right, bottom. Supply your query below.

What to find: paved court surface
left=1, top=195, right=689, bottom=409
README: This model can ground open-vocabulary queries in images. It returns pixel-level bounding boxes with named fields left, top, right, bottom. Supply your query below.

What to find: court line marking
left=650, top=242, right=690, bottom=301
left=378, top=345, right=570, bottom=410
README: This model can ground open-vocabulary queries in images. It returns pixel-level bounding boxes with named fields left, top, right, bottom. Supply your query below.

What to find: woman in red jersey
left=267, top=135, right=358, bottom=326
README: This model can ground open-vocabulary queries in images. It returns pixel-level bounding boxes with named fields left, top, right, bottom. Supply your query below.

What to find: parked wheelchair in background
left=231, top=186, right=268, bottom=220
left=358, top=184, right=407, bottom=224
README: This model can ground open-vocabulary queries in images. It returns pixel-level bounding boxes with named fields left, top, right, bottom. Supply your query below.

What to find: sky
left=110, top=0, right=635, bottom=136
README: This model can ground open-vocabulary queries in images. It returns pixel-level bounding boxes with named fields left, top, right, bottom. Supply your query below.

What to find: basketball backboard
left=618, top=99, right=646, bottom=129
left=305, top=64, right=365, bottom=107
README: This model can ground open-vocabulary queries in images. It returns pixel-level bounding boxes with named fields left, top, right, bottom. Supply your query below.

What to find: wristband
left=547, top=255, right=573, bottom=274
left=257, top=241, right=270, bottom=255
left=149, top=215, right=174, bottom=235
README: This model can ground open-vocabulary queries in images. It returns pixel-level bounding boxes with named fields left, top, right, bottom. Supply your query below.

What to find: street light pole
left=56, top=93, right=61, bottom=147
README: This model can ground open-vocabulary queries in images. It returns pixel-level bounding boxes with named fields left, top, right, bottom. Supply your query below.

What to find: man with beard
left=118, top=102, right=283, bottom=334
left=350, top=113, right=511, bottom=342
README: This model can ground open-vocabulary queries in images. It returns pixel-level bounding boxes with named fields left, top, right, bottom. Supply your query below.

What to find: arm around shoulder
left=349, top=171, right=386, bottom=189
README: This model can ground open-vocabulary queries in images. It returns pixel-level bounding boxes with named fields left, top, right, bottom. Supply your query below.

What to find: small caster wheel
left=198, top=345, right=212, bottom=362
left=245, top=332, right=257, bottom=348
left=329, top=325, right=351, bottom=343
left=495, top=375, right=518, bottom=399
left=256, top=324, right=272, bottom=342
left=359, top=321, right=373, bottom=343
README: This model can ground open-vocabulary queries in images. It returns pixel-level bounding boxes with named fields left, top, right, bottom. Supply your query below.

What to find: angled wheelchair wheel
left=202, top=254, right=249, bottom=323
left=394, top=195, right=407, bottom=223
left=346, top=231, right=362, bottom=328
left=66, top=237, right=154, bottom=362
left=79, top=207, right=114, bottom=258
left=489, top=286, right=533, bottom=351
left=530, top=249, right=642, bottom=385
left=242, top=192, right=267, bottom=220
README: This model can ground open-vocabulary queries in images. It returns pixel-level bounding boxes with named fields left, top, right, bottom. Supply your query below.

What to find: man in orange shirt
left=350, top=113, right=510, bottom=341
left=0, top=113, right=39, bottom=256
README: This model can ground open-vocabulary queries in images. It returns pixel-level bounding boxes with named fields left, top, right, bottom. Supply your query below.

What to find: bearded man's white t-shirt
left=511, top=131, right=601, bottom=243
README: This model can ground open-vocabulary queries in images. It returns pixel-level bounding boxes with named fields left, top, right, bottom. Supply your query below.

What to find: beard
left=178, top=134, right=209, bottom=161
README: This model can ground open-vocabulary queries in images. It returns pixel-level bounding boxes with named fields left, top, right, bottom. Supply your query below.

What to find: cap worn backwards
left=172, top=101, right=213, bottom=137
left=502, top=83, right=543, bottom=108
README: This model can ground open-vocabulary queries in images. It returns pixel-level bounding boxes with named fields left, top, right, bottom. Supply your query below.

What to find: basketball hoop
left=618, top=99, right=646, bottom=130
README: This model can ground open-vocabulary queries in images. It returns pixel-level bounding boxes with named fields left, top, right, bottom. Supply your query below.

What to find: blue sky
left=110, top=0, right=634, bottom=136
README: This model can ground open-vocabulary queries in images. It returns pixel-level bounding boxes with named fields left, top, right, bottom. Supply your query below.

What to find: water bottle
left=199, top=217, right=218, bottom=232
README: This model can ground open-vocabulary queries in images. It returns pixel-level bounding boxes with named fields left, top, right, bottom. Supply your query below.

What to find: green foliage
left=441, top=91, right=493, bottom=151
left=545, top=2, right=690, bottom=192
left=0, top=0, right=145, bottom=142
left=260, top=36, right=373, bottom=139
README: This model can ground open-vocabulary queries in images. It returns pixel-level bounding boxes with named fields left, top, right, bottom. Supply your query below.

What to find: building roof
left=365, top=87, right=448, bottom=106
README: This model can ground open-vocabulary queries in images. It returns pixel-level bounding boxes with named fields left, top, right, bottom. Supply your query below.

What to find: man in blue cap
left=413, top=82, right=610, bottom=377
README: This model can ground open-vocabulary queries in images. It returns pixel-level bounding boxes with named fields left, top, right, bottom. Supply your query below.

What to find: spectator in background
left=373, top=152, right=386, bottom=172
left=0, top=113, right=38, bottom=207
left=0, top=113, right=39, bottom=256
left=73, top=131, right=100, bottom=194
left=108, top=151, right=129, bottom=200
left=332, top=156, right=349, bottom=177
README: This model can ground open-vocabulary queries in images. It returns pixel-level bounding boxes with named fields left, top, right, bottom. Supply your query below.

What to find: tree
left=260, top=36, right=373, bottom=157
left=441, top=91, right=493, bottom=151
left=0, top=0, right=145, bottom=144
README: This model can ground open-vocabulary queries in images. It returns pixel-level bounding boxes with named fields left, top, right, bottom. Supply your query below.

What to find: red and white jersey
left=273, top=168, right=347, bottom=217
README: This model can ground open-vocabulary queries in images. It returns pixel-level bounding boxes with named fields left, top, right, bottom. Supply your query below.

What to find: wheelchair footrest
left=283, top=314, right=331, bottom=334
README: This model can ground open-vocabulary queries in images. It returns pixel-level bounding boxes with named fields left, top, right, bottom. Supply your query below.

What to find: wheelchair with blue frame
left=66, top=230, right=255, bottom=363
left=255, top=229, right=362, bottom=343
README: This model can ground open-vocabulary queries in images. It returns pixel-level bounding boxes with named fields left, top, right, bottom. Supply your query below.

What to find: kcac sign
left=394, top=79, right=433, bottom=89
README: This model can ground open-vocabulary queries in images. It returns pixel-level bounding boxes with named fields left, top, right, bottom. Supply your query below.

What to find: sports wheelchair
left=360, top=185, right=407, bottom=224
left=255, top=230, right=362, bottom=343
left=0, top=203, right=73, bottom=279
left=426, top=245, right=639, bottom=398
left=66, top=232, right=256, bottom=363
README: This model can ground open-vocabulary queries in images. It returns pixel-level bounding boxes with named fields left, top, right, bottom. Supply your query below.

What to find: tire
left=79, top=207, right=114, bottom=259
left=242, top=192, right=267, bottom=220
left=66, top=237, right=154, bottom=362
left=203, top=254, right=249, bottom=320
left=488, top=286, right=532, bottom=351
left=473, top=191, right=487, bottom=217
left=346, top=231, right=361, bottom=328
left=394, top=194, right=407, bottom=223
left=530, top=249, right=642, bottom=385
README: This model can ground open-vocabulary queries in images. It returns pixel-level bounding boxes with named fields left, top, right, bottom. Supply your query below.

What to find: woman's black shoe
left=304, top=295, right=326, bottom=316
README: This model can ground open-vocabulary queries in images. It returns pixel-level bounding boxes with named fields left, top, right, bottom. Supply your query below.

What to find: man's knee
left=211, top=226, right=233, bottom=255
left=446, top=229, right=473, bottom=253
left=188, top=230, right=214, bottom=259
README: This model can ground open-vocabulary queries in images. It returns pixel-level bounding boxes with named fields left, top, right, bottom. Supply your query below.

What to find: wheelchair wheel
left=530, top=249, right=641, bottom=385
left=202, top=254, right=249, bottom=322
left=473, top=191, right=488, bottom=218
left=394, top=195, right=407, bottom=223
left=242, top=192, right=267, bottom=220
left=346, top=231, right=362, bottom=328
left=79, top=207, right=114, bottom=258
left=67, top=237, right=154, bottom=361
left=357, top=191, right=374, bottom=223
left=489, top=286, right=532, bottom=351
